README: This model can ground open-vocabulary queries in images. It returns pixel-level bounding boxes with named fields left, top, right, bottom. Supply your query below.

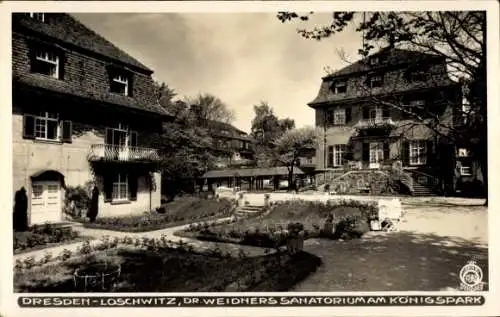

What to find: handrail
left=355, top=117, right=396, bottom=129
left=88, top=144, right=160, bottom=162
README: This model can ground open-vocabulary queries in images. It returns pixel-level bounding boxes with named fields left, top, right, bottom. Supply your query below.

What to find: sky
left=74, top=13, right=364, bottom=133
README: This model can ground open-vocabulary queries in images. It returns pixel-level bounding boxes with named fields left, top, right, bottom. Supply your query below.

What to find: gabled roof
left=12, top=13, right=153, bottom=74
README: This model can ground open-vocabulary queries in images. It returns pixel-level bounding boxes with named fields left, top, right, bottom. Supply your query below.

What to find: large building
left=308, top=47, right=478, bottom=195
left=12, top=13, right=170, bottom=225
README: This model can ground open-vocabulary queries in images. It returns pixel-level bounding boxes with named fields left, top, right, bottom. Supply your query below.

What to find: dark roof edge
left=321, top=52, right=444, bottom=81
left=14, top=80, right=172, bottom=119
left=307, top=82, right=461, bottom=108
left=13, top=28, right=154, bottom=76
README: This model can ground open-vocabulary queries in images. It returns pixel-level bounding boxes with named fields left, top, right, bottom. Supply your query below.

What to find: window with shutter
left=362, top=143, right=369, bottom=163
left=383, top=142, right=390, bottom=161
left=61, top=120, right=72, bottom=143
left=129, top=131, right=138, bottom=147
left=128, top=174, right=138, bottom=201
left=345, top=107, right=352, bottom=123
left=23, top=115, right=36, bottom=139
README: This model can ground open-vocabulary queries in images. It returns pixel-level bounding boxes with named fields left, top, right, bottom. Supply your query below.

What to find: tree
left=274, top=126, right=319, bottom=191
left=154, top=81, right=179, bottom=114
left=277, top=11, right=487, bottom=203
left=185, top=93, right=235, bottom=125
left=250, top=101, right=296, bottom=167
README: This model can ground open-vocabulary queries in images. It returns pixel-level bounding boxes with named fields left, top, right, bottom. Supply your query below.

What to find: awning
left=202, top=166, right=305, bottom=179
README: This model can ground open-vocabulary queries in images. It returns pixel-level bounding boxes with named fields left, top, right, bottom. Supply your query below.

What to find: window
left=105, top=123, right=137, bottom=148
left=369, top=75, right=383, bottom=88
left=112, top=173, right=129, bottom=201
left=333, top=108, right=346, bottom=126
left=327, top=144, right=346, bottom=167
left=110, top=73, right=130, bottom=96
left=34, top=112, right=59, bottom=140
left=333, top=80, right=347, bottom=94
left=25, top=13, right=45, bottom=22
left=33, top=50, right=59, bottom=78
left=462, top=103, right=472, bottom=124
left=460, top=166, right=472, bottom=176
left=369, top=56, right=379, bottom=66
left=409, top=140, right=427, bottom=165
left=458, top=148, right=470, bottom=157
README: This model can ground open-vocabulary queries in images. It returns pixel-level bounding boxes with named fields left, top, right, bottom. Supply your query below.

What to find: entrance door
left=369, top=142, right=384, bottom=169
left=30, top=181, right=62, bottom=225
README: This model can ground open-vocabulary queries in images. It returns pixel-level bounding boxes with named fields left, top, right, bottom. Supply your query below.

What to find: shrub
left=65, top=185, right=91, bottom=218
left=13, top=224, right=81, bottom=253
left=84, top=198, right=234, bottom=232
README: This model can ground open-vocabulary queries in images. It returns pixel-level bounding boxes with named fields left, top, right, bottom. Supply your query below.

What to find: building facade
left=208, top=121, right=255, bottom=169
left=309, top=47, right=469, bottom=194
left=12, top=13, right=169, bottom=225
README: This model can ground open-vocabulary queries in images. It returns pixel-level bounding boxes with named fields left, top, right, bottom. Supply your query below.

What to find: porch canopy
left=202, top=166, right=305, bottom=179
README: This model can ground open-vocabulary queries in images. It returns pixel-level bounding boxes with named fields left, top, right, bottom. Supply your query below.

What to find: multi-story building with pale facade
left=12, top=13, right=170, bottom=224
left=308, top=47, right=479, bottom=195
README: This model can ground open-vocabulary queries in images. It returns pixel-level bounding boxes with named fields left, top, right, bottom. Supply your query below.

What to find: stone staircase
left=412, top=182, right=437, bottom=196
left=234, top=205, right=266, bottom=220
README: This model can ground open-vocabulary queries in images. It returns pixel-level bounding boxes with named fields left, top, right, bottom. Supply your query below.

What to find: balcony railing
left=354, top=117, right=396, bottom=129
left=88, top=144, right=160, bottom=162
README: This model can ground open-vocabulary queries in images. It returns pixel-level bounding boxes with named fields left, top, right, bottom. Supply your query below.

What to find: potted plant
left=286, top=222, right=305, bottom=254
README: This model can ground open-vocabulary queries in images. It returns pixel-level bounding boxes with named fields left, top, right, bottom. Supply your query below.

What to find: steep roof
left=14, top=73, right=171, bottom=117
left=309, top=48, right=456, bottom=106
left=324, top=48, right=443, bottom=79
left=12, top=13, right=153, bottom=74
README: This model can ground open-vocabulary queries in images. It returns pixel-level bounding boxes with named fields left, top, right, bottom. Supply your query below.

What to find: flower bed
left=176, top=199, right=378, bottom=248
left=14, top=238, right=322, bottom=292
left=14, top=224, right=87, bottom=254
left=82, top=198, right=235, bottom=232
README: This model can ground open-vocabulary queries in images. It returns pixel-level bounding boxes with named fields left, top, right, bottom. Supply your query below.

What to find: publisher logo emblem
left=459, top=261, right=484, bottom=291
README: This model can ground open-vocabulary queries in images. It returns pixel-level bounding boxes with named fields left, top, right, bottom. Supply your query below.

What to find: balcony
left=354, top=117, right=396, bottom=129
left=88, top=144, right=160, bottom=163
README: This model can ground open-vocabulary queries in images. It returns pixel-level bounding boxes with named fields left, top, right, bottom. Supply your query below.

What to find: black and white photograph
left=1, top=1, right=499, bottom=316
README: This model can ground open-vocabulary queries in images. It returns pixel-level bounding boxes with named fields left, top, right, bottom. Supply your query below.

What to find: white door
left=30, top=181, right=62, bottom=225
left=369, top=142, right=384, bottom=169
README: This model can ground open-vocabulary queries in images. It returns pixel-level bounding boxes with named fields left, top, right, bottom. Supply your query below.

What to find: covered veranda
left=202, top=166, right=305, bottom=192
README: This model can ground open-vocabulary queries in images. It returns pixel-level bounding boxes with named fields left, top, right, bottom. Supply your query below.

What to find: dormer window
left=369, top=75, right=383, bottom=88
left=110, top=72, right=130, bottom=96
left=369, top=56, right=379, bottom=66
left=25, top=13, right=45, bottom=22
left=33, top=50, right=60, bottom=79
left=333, top=80, right=347, bottom=94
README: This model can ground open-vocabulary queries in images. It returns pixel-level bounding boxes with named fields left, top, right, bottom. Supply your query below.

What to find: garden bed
left=82, top=198, right=235, bottom=232
left=175, top=200, right=378, bottom=248
left=14, top=244, right=322, bottom=292
left=14, top=224, right=89, bottom=255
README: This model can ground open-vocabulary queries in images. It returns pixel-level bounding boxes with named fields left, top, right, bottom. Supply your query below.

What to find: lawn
left=14, top=224, right=89, bottom=255
left=176, top=200, right=378, bottom=248
left=14, top=246, right=322, bottom=292
left=82, top=197, right=235, bottom=232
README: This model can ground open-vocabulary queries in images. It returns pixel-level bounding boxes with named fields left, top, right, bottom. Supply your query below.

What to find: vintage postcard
left=0, top=1, right=498, bottom=316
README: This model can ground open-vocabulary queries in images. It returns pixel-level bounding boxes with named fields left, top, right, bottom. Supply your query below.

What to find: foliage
left=177, top=199, right=376, bottom=247
left=83, top=198, right=234, bottom=232
left=64, top=184, right=92, bottom=218
left=14, top=243, right=321, bottom=293
left=13, top=224, right=80, bottom=254
left=185, top=93, right=235, bottom=125
left=250, top=102, right=295, bottom=167
left=277, top=11, right=487, bottom=201
left=274, top=127, right=319, bottom=190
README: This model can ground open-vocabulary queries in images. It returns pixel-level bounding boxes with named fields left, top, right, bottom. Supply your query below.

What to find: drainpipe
left=149, top=173, right=152, bottom=211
